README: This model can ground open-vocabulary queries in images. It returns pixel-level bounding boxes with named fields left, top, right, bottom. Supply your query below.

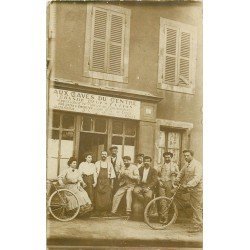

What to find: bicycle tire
left=144, top=196, right=178, bottom=230
left=48, top=189, right=80, bottom=222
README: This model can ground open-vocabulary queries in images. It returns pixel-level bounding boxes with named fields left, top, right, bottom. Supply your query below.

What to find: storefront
left=47, top=83, right=162, bottom=179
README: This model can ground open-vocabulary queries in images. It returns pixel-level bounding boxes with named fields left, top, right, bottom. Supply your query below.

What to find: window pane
left=81, top=116, right=93, bottom=131
left=62, top=114, right=75, bottom=129
left=112, top=136, right=123, bottom=145
left=124, top=146, right=135, bottom=163
left=48, top=131, right=59, bottom=157
left=47, top=158, right=58, bottom=179
left=167, top=132, right=180, bottom=149
left=62, top=131, right=74, bottom=140
left=49, top=130, right=59, bottom=140
left=52, top=113, right=60, bottom=128
left=125, top=137, right=135, bottom=146
left=112, top=121, right=123, bottom=134
left=125, top=122, right=136, bottom=136
left=159, top=131, right=166, bottom=147
left=95, top=118, right=107, bottom=133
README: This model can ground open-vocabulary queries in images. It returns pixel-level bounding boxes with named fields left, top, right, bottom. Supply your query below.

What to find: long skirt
left=82, top=174, right=94, bottom=203
left=65, top=183, right=91, bottom=210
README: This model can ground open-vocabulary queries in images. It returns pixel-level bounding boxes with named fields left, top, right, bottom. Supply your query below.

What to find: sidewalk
left=47, top=217, right=202, bottom=248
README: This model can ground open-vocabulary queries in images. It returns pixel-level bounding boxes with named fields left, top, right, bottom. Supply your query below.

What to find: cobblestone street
left=47, top=217, right=202, bottom=248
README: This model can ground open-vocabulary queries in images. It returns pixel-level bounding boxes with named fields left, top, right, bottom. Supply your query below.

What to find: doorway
left=78, top=132, right=107, bottom=163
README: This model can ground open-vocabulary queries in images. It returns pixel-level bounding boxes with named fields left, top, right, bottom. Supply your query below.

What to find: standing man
left=94, top=151, right=116, bottom=216
left=111, top=156, right=140, bottom=216
left=158, top=152, right=179, bottom=223
left=133, top=156, right=158, bottom=206
left=135, top=153, right=144, bottom=170
left=175, top=150, right=203, bottom=232
left=107, top=146, right=124, bottom=193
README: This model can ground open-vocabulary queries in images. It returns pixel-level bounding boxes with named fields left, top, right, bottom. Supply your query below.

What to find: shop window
left=83, top=4, right=131, bottom=83
left=95, top=117, right=107, bottom=133
left=112, top=136, right=123, bottom=145
left=158, top=18, right=197, bottom=94
left=125, top=122, right=136, bottom=136
left=47, top=112, right=76, bottom=179
left=81, top=116, right=107, bottom=134
left=52, top=113, right=60, bottom=128
left=81, top=116, right=93, bottom=131
left=112, top=120, right=123, bottom=134
left=125, top=137, right=134, bottom=146
left=51, top=130, right=59, bottom=140
left=62, top=131, right=74, bottom=140
left=62, top=114, right=75, bottom=129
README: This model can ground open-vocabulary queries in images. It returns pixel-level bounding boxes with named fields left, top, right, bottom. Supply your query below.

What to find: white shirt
left=78, top=162, right=96, bottom=176
left=142, top=167, right=150, bottom=183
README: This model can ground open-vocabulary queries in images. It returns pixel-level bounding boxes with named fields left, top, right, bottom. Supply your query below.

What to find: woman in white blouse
left=78, top=153, right=97, bottom=203
left=58, top=157, right=92, bottom=214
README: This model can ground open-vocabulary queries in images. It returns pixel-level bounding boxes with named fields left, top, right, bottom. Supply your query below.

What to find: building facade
left=47, top=1, right=202, bottom=179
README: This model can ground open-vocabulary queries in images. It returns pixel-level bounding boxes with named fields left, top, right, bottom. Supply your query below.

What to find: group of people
left=57, top=146, right=203, bottom=232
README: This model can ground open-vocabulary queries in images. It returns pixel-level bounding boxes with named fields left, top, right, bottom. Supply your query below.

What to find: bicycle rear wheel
left=48, top=189, right=80, bottom=222
left=144, top=196, right=178, bottom=230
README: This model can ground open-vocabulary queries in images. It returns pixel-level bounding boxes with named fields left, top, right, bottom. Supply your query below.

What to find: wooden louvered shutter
left=107, top=13, right=125, bottom=75
left=48, top=3, right=57, bottom=39
left=179, top=31, right=192, bottom=85
left=164, top=26, right=178, bottom=85
left=90, top=8, right=108, bottom=72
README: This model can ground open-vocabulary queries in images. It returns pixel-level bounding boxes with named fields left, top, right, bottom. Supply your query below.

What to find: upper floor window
left=158, top=18, right=197, bottom=94
left=84, top=4, right=131, bottom=83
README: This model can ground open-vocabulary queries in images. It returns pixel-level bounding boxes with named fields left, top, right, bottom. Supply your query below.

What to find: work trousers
left=158, top=180, right=172, bottom=220
left=112, top=184, right=135, bottom=213
left=133, top=186, right=153, bottom=206
left=189, top=189, right=203, bottom=227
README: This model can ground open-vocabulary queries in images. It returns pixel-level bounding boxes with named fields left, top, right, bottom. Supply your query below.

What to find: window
left=158, top=18, right=197, bottom=94
left=158, top=129, right=182, bottom=166
left=84, top=4, right=131, bottom=83
left=112, top=120, right=137, bottom=162
left=47, top=112, right=76, bottom=179
left=80, top=115, right=107, bottom=134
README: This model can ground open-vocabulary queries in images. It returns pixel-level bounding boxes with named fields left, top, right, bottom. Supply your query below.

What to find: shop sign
left=49, top=88, right=141, bottom=120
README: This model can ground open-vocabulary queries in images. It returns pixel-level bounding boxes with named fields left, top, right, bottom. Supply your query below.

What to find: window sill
left=84, top=70, right=128, bottom=84
left=157, top=83, right=195, bottom=95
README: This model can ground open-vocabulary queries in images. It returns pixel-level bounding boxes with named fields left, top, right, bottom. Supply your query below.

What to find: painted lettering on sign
left=49, top=88, right=141, bottom=120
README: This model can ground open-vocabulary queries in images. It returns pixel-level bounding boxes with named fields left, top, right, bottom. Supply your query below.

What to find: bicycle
left=144, top=184, right=189, bottom=230
left=47, top=179, right=80, bottom=222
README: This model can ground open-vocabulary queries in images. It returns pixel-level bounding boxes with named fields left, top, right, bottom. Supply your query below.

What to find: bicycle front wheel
left=144, top=196, right=178, bottom=230
left=48, top=189, right=80, bottom=222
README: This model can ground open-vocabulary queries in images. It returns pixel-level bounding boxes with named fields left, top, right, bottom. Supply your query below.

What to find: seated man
left=111, top=156, right=140, bottom=216
left=133, top=156, right=158, bottom=206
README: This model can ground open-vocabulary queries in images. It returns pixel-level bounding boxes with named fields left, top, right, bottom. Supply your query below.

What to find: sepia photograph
left=46, top=0, right=203, bottom=248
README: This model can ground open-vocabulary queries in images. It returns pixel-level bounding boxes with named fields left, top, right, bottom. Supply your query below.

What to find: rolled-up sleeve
left=187, top=163, right=202, bottom=187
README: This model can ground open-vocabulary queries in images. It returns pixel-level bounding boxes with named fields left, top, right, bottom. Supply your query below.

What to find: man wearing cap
left=133, top=156, right=158, bottom=206
left=111, top=156, right=140, bottom=216
left=107, top=146, right=124, bottom=193
left=135, top=153, right=144, bottom=170
left=175, top=150, right=203, bottom=232
left=158, top=152, right=179, bottom=224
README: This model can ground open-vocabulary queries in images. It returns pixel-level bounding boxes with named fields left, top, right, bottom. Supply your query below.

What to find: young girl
left=58, top=156, right=92, bottom=214
left=78, top=153, right=97, bottom=203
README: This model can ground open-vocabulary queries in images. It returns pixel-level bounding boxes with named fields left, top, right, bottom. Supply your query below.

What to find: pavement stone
left=47, top=217, right=202, bottom=248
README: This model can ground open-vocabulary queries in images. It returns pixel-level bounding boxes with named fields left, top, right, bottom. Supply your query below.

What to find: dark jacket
left=138, top=166, right=158, bottom=190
